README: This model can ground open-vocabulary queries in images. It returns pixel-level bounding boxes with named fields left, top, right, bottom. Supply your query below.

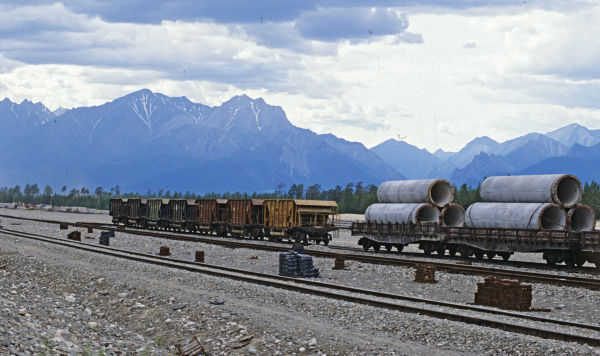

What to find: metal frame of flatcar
left=352, top=221, right=600, bottom=267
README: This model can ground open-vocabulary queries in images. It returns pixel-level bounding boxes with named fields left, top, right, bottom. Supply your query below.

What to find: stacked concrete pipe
left=466, top=174, right=593, bottom=231
left=366, top=179, right=465, bottom=227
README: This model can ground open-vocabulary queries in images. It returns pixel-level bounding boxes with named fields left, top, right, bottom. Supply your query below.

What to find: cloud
left=295, top=8, right=410, bottom=42
left=502, top=7, right=600, bottom=80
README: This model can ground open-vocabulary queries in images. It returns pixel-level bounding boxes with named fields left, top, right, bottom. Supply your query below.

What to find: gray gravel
left=0, top=210, right=599, bottom=354
left=1, top=210, right=599, bottom=328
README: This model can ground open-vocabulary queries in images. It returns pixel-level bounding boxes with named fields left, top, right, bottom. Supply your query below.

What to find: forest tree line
left=1, top=181, right=600, bottom=215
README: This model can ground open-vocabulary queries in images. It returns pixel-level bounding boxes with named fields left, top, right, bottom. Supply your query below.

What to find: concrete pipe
left=377, top=179, right=454, bottom=207
left=440, top=204, right=465, bottom=227
left=567, top=205, right=596, bottom=232
left=365, top=203, right=440, bottom=224
left=480, top=174, right=582, bottom=207
left=465, top=202, right=566, bottom=230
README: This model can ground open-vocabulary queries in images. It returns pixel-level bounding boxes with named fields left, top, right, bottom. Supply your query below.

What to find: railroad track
left=1, top=214, right=600, bottom=289
left=1, top=226, right=599, bottom=347
left=5, top=212, right=598, bottom=274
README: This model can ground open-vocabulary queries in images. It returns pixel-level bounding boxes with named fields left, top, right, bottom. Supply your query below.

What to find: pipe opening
left=540, top=205, right=566, bottom=230
left=430, top=181, right=453, bottom=207
left=556, top=176, right=582, bottom=207
left=442, top=205, right=465, bottom=227
left=569, top=206, right=595, bottom=232
left=416, top=205, right=440, bottom=223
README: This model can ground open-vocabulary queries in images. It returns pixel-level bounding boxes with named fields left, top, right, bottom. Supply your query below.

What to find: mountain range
left=372, top=123, right=600, bottom=185
left=0, top=90, right=400, bottom=193
left=1, top=89, right=598, bottom=193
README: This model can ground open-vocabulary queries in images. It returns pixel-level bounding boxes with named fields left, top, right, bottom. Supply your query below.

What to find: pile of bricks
left=279, top=251, right=320, bottom=278
left=474, top=276, right=532, bottom=311
left=414, top=264, right=437, bottom=283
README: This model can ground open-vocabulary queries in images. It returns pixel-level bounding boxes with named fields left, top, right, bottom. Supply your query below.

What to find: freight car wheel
left=486, top=252, right=496, bottom=260
left=362, top=240, right=370, bottom=251
left=385, top=244, right=392, bottom=252
left=323, top=238, right=329, bottom=246
left=422, top=245, right=432, bottom=256
left=372, top=243, right=381, bottom=252
left=474, top=251, right=484, bottom=260
left=575, top=254, right=586, bottom=267
left=448, top=246, right=457, bottom=257
left=436, top=245, right=445, bottom=256
left=500, top=252, right=510, bottom=261
left=395, top=244, right=403, bottom=252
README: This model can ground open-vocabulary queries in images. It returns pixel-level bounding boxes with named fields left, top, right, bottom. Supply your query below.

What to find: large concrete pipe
left=465, top=202, right=566, bottom=230
left=567, top=205, right=596, bottom=232
left=480, top=174, right=582, bottom=207
left=440, top=204, right=465, bottom=227
left=377, top=179, right=454, bottom=207
left=365, top=203, right=440, bottom=224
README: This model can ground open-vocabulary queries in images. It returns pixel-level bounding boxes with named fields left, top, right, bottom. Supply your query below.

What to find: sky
left=0, top=0, right=599, bottom=152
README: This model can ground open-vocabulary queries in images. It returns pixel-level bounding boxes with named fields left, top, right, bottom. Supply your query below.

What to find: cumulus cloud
left=295, top=8, right=410, bottom=42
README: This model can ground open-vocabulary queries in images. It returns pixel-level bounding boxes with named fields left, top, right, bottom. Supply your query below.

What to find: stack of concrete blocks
left=99, top=231, right=110, bottom=246
left=474, top=277, right=532, bottom=311
left=466, top=174, right=594, bottom=232
left=279, top=251, right=320, bottom=278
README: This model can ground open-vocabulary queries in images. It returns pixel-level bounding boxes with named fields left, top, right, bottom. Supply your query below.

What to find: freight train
left=109, top=198, right=338, bottom=244
left=352, top=175, right=600, bottom=268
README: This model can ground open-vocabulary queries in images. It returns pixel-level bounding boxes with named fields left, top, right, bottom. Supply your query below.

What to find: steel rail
left=1, top=227, right=599, bottom=347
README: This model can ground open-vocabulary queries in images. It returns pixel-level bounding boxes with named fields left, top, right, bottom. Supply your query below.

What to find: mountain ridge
left=0, top=89, right=402, bottom=192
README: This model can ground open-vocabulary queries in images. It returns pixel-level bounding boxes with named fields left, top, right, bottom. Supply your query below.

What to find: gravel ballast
left=0, top=209, right=599, bottom=355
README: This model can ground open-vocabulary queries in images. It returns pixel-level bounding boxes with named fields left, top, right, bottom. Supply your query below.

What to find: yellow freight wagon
left=263, top=199, right=338, bottom=244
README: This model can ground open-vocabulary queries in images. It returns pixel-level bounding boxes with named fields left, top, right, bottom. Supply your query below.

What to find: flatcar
left=351, top=221, right=600, bottom=268
left=109, top=198, right=338, bottom=244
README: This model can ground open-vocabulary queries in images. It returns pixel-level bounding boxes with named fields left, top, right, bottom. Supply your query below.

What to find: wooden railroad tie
left=474, top=276, right=532, bottom=311
left=414, top=264, right=437, bottom=283
left=333, top=254, right=346, bottom=270
left=67, top=230, right=81, bottom=241
left=195, top=250, right=205, bottom=263
left=159, top=246, right=171, bottom=256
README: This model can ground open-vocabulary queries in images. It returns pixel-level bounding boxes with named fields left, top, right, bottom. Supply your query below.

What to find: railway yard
left=0, top=208, right=599, bottom=355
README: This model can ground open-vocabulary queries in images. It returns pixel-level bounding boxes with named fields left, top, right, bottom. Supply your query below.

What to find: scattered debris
left=59, top=223, right=69, bottom=230
left=475, top=277, right=532, bottom=311
left=414, top=264, right=437, bottom=283
left=249, top=255, right=259, bottom=260
left=530, top=307, right=552, bottom=312
left=209, top=300, right=225, bottom=305
left=456, top=260, right=472, bottom=266
left=176, top=336, right=205, bottom=356
left=231, top=334, right=254, bottom=349
left=87, top=227, right=94, bottom=233
left=0, top=262, right=7, bottom=270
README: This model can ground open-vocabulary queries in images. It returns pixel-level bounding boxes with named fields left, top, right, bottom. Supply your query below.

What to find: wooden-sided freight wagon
left=263, top=199, right=338, bottom=244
